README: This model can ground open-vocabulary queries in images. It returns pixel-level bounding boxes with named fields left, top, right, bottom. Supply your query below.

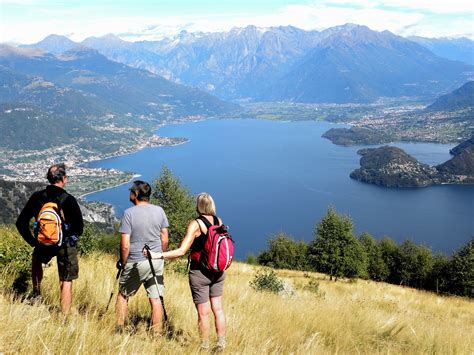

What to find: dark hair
left=130, top=180, right=152, bottom=201
left=47, top=163, right=67, bottom=184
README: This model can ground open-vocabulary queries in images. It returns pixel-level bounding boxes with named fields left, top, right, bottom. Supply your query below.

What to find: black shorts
left=33, top=245, right=79, bottom=281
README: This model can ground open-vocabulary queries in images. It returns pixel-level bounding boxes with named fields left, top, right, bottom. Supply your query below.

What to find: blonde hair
left=196, top=192, right=216, bottom=215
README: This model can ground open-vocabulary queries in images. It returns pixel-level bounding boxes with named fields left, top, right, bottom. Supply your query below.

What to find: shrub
left=169, top=258, right=189, bottom=275
left=304, top=277, right=325, bottom=298
left=246, top=253, right=258, bottom=265
left=250, top=268, right=284, bottom=293
left=77, top=223, right=120, bottom=256
left=77, top=223, right=100, bottom=255
left=257, top=233, right=309, bottom=270
left=96, top=233, right=121, bottom=255
left=0, top=225, right=32, bottom=293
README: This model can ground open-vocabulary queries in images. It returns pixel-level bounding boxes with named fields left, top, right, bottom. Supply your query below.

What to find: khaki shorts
left=119, top=259, right=165, bottom=299
left=189, top=266, right=225, bottom=304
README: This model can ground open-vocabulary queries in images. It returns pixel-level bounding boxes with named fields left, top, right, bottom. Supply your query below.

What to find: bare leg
left=148, top=298, right=163, bottom=335
left=196, top=302, right=211, bottom=346
left=210, top=296, right=226, bottom=337
left=32, top=255, right=43, bottom=295
left=60, top=281, right=72, bottom=314
left=115, top=292, right=128, bottom=327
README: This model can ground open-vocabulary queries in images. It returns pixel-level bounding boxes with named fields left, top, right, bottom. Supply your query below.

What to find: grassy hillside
left=1, top=230, right=473, bottom=353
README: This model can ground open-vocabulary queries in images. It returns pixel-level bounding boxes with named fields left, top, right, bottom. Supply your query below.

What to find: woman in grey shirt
left=145, top=192, right=227, bottom=350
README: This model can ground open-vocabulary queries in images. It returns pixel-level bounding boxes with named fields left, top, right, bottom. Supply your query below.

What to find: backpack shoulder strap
left=197, top=215, right=212, bottom=229
left=212, top=215, right=219, bottom=226
left=195, top=219, right=203, bottom=233
left=55, top=192, right=69, bottom=222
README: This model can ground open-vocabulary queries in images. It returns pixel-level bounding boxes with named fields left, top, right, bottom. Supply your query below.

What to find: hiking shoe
left=216, top=336, right=226, bottom=351
left=24, top=292, right=42, bottom=304
left=115, top=325, right=125, bottom=335
left=200, top=340, right=210, bottom=350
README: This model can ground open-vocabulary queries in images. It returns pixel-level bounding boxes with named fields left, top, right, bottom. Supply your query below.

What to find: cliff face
left=0, top=180, right=44, bottom=224
left=0, top=180, right=116, bottom=227
left=350, top=137, right=474, bottom=187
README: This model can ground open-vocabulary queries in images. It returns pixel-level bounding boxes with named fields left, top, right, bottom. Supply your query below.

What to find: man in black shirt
left=16, top=163, right=83, bottom=314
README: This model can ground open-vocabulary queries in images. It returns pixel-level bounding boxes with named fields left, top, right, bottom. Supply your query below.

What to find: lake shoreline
left=83, top=119, right=473, bottom=257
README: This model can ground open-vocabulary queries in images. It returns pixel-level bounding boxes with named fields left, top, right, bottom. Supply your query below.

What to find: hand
left=68, top=235, right=78, bottom=247
left=142, top=248, right=163, bottom=259
left=116, top=260, right=123, bottom=270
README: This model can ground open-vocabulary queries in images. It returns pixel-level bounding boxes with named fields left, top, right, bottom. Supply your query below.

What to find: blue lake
left=85, top=119, right=474, bottom=259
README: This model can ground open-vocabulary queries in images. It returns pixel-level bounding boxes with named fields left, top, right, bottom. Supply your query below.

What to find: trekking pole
left=105, top=267, right=122, bottom=313
left=144, top=244, right=168, bottom=322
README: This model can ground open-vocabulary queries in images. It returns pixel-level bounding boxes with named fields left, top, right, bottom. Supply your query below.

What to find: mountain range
left=426, top=81, right=474, bottom=112
left=408, top=36, right=474, bottom=65
left=0, top=45, right=237, bottom=119
left=23, top=24, right=474, bottom=104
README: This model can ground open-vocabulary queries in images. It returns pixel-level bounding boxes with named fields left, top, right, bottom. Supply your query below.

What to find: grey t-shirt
left=119, top=204, right=169, bottom=262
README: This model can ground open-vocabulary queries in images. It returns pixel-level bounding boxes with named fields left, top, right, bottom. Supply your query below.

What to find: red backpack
left=190, top=215, right=234, bottom=272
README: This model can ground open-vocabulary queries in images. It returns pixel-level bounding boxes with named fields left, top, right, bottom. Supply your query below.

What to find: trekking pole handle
left=144, top=244, right=151, bottom=258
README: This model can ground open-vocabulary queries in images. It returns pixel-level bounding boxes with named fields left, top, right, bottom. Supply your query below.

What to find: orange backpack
left=34, top=194, right=67, bottom=246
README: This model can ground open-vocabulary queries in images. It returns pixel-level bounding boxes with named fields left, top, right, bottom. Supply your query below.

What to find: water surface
left=86, top=120, right=474, bottom=258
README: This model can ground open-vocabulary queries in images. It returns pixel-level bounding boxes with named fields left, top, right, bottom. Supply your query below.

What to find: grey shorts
left=119, top=259, right=165, bottom=299
left=189, top=266, right=225, bottom=304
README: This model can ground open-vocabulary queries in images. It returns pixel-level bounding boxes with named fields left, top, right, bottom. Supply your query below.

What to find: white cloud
left=322, top=0, right=474, bottom=14
left=1, top=1, right=473, bottom=44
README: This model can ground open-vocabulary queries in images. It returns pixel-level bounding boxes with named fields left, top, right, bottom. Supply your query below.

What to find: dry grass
left=1, top=253, right=473, bottom=354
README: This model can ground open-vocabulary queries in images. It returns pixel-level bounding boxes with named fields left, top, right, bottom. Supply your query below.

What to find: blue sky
left=1, top=0, right=473, bottom=43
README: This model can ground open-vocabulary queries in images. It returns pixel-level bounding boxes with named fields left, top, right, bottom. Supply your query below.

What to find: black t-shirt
left=16, top=185, right=84, bottom=247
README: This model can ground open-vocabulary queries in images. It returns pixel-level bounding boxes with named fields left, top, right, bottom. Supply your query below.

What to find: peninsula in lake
left=350, top=137, right=474, bottom=187
left=322, top=127, right=393, bottom=146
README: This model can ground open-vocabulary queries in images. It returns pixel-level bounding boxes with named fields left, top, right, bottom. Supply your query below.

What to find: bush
left=250, top=268, right=284, bottom=293
left=257, top=233, right=309, bottom=270
left=0, top=225, right=32, bottom=293
left=96, top=233, right=121, bottom=255
left=246, top=254, right=258, bottom=265
left=304, top=277, right=325, bottom=298
left=168, top=258, right=189, bottom=275
left=77, top=223, right=100, bottom=255
left=77, top=223, right=119, bottom=256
